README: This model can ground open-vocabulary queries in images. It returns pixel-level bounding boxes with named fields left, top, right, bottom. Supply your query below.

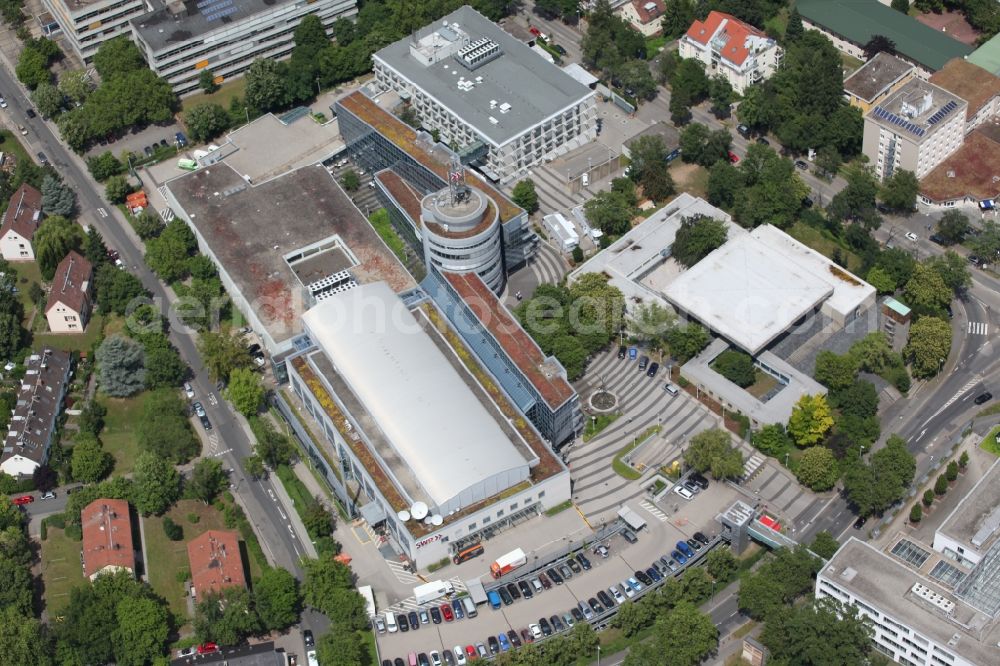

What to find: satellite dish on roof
left=411, top=502, right=429, bottom=520
left=424, top=517, right=433, bottom=525
left=397, top=510, right=411, bottom=522
left=431, top=514, right=443, bottom=526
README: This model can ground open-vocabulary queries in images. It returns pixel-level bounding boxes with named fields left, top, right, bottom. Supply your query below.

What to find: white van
left=581, top=172, right=590, bottom=187
left=384, top=611, right=398, bottom=633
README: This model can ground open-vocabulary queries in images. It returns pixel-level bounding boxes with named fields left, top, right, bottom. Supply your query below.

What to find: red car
left=529, top=26, right=541, bottom=37
left=440, top=603, right=454, bottom=622
left=197, top=643, right=218, bottom=655
left=12, top=495, right=33, bottom=506
left=465, top=645, right=478, bottom=660
left=728, top=151, right=740, bottom=164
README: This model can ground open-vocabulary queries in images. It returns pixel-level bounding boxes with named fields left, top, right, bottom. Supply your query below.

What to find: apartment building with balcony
left=370, top=5, right=597, bottom=184
left=862, top=78, right=966, bottom=182
left=678, top=11, right=781, bottom=94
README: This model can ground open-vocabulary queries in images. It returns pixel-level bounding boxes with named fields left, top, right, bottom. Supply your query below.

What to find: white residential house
left=678, top=11, right=782, bottom=94
left=616, top=0, right=665, bottom=38
left=0, top=183, right=43, bottom=261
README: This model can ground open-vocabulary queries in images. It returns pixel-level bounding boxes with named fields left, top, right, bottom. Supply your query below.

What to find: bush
left=713, top=349, right=755, bottom=387
left=910, top=504, right=922, bottom=523
left=946, top=461, right=959, bottom=482
left=922, top=489, right=935, bottom=507
left=571, top=245, right=584, bottom=263
left=187, top=512, right=200, bottom=524
left=176, top=568, right=191, bottom=583
left=46, top=512, right=66, bottom=529
left=65, top=523, right=82, bottom=541
left=934, top=474, right=949, bottom=496
left=959, top=451, right=969, bottom=470
left=39, top=520, right=47, bottom=541
left=163, top=516, right=183, bottom=541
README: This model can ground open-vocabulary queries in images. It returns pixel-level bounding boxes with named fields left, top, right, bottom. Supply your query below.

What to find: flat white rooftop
left=302, top=282, right=530, bottom=510
left=664, top=225, right=874, bottom=355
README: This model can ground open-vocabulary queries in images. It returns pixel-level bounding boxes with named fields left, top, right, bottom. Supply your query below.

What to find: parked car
left=694, top=532, right=711, bottom=546
left=646, top=567, right=661, bottom=582
left=853, top=515, right=868, bottom=530
left=609, top=585, right=625, bottom=605
left=727, top=151, right=740, bottom=164
left=441, top=603, right=454, bottom=622
left=184, top=381, right=195, bottom=399
left=508, top=629, right=521, bottom=648
left=518, top=580, right=533, bottom=598
left=795, top=159, right=809, bottom=170
left=12, top=495, right=33, bottom=506
left=622, top=529, right=638, bottom=544
left=497, top=586, right=513, bottom=606
left=682, top=480, right=700, bottom=495
left=199, top=414, right=212, bottom=431
left=905, top=231, right=918, bottom=242
left=547, top=567, right=563, bottom=585
left=597, top=590, right=614, bottom=609
left=175, top=131, right=188, bottom=147
left=674, top=485, right=694, bottom=500
left=36, top=151, right=48, bottom=165
left=192, top=401, right=206, bottom=417
left=689, top=472, right=710, bottom=490
left=41, top=490, right=56, bottom=500
left=578, top=601, right=594, bottom=620
left=521, top=628, right=534, bottom=644
left=398, top=612, right=409, bottom=632
left=570, top=606, right=585, bottom=623
left=646, top=362, right=659, bottom=377
left=539, top=617, right=553, bottom=636
left=529, top=623, right=543, bottom=639
left=407, top=611, right=419, bottom=630
left=550, top=614, right=565, bottom=632
left=430, top=606, right=442, bottom=624
left=566, top=558, right=581, bottom=574
left=975, top=392, right=993, bottom=405
left=538, top=571, right=552, bottom=589
left=563, top=611, right=575, bottom=628
left=677, top=541, right=695, bottom=558
left=559, top=564, right=573, bottom=580
left=506, top=582, right=520, bottom=600
left=554, top=44, right=567, bottom=55
left=576, top=553, right=592, bottom=570
left=594, top=544, right=610, bottom=558
left=487, top=636, right=499, bottom=655
left=687, top=538, right=702, bottom=552
left=451, top=598, right=464, bottom=619
left=618, top=346, right=627, bottom=359
left=197, top=643, right=218, bottom=655
left=672, top=549, right=688, bottom=565
left=497, top=633, right=510, bottom=651
left=588, top=597, right=603, bottom=614
left=627, top=576, right=644, bottom=592
left=25, top=108, right=35, bottom=118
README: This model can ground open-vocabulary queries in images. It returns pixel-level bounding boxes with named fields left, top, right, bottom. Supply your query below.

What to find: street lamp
left=784, top=452, right=789, bottom=468
left=597, top=646, right=601, bottom=666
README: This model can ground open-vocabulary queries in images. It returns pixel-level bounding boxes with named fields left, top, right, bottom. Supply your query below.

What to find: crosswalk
left=385, top=558, right=422, bottom=585
left=968, top=322, right=989, bottom=336
left=639, top=499, right=669, bottom=522
left=939, top=375, right=983, bottom=411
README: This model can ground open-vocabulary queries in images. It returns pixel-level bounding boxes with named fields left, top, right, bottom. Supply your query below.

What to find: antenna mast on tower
left=447, top=154, right=469, bottom=204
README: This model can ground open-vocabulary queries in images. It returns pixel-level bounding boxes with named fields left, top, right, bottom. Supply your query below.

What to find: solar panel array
left=872, top=106, right=926, bottom=138
left=927, top=100, right=959, bottom=126
left=197, top=0, right=238, bottom=22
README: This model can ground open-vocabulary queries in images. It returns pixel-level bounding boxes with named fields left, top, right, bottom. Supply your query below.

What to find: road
left=0, top=58, right=328, bottom=639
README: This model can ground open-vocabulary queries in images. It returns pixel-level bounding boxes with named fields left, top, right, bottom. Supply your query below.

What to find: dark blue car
left=677, top=540, right=695, bottom=559
left=672, top=549, right=688, bottom=565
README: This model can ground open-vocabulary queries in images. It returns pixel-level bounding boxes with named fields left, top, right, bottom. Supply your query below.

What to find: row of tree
left=581, top=1, right=656, bottom=101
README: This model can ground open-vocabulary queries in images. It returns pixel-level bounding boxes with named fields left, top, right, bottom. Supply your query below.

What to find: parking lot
left=374, top=510, right=725, bottom=662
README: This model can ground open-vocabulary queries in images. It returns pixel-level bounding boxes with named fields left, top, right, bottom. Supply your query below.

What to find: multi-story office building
left=817, top=460, right=1000, bottom=666
left=843, top=52, right=915, bottom=114
left=41, top=0, right=147, bottom=61
left=370, top=5, right=597, bottom=183
left=678, top=11, right=782, bottom=94
left=131, top=0, right=357, bottom=95
left=335, top=90, right=538, bottom=276
left=862, top=78, right=966, bottom=181
left=928, top=58, right=1000, bottom=135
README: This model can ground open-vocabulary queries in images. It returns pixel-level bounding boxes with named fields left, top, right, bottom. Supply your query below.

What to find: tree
left=132, top=451, right=181, bottom=515
left=225, top=367, right=265, bottom=416
left=788, top=394, right=834, bottom=447
left=880, top=169, right=918, bottom=212
left=844, top=435, right=915, bottom=516
left=340, top=168, right=360, bottom=192
left=705, top=548, right=738, bottom=581
left=511, top=178, right=539, bottom=213
left=302, top=499, right=335, bottom=538
left=618, top=59, right=657, bottom=100
left=162, top=516, right=183, bottom=540
left=927, top=251, right=972, bottom=295
left=142, top=334, right=186, bottom=389
left=946, top=459, right=959, bottom=482
left=671, top=214, right=727, bottom=267
left=813, top=351, right=859, bottom=391
left=706, top=160, right=744, bottom=208
left=959, top=451, right=970, bottom=469
left=130, top=210, right=164, bottom=240
left=628, top=301, right=676, bottom=346
left=111, top=595, right=171, bottom=666
left=77, top=399, right=107, bottom=437
left=95, top=264, right=149, bottom=316
left=198, top=331, right=253, bottom=382
left=137, top=389, right=200, bottom=463
left=15, top=47, right=50, bottom=89
left=189, top=458, right=227, bottom=504
left=59, top=69, right=93, bottom=105
left=583, top=187, right=637, bottom=235
left=195, top=587, right=261, bottom=646
left=243, top=454, right=266, bottom=480
left=316, top=630, right=364, bottom=666
left=144, top=218, right=196, bottom=283
left=245, top=58, right=288, bottom=112
left=0, top=269, right=25, bottom=361
left=785, top=7, right=804, bottom=40
left=34, top=215, right=84, bottom=279
left=909, top=503, right=922, bottom=523
left=923, top=489, right=935, bottom=507
left=971, top=219, right=1000, bottom=260
left=936, top=210, right=970, bottom=244
left=713, top=349, right=755, bottom=387
left=863, top=35, right=897, bottom=60
left=301, top=558, right=368, bottom=630
left=709, top=75, right=735, bottom=118
left=665, top=323, right=710, bottom=361
left=628, top=601, right=717, bottom=666
left=815, top=145, right=842, bottom=178
left=684, top=429, right=744, bottom=480
left=71, top=433, right=113, bottom=483
left=104, top=175, right=132, bottom=204
left=31, top=82, right=63, bottom=119
left=796, top=446, right=839, bottom=491
left=865, top=266, right=896, bottom=294
left=198, top=68, right=219, bottom=94
left=96, top=335, right=146, bottom=397
left=935, top=473, right=949, bottom=495
left=811, top=531, right=840, bottom=559
left=828, top=165, right=879, bottom=222
left=41, top=175, right=76, bottom=217
left=905, top=316, right=951, bottom=378
left=873, top=248, right=917, bottom=292
left=832, top=380, right=879, bottom=420
left=254, top=566, right=301, bottom=631
left=892, top=0, right=910, bottom=12
left=185, top=103, right=230, bottom=142
left=753, top=423, right=793, bottom=457
left=661, top=0, right=695, bottom=38
left=760, top=597, right=874, bottom=665
left=1, top=606, right=50, bottom=665
left=92, top=36, right=146, bottom=79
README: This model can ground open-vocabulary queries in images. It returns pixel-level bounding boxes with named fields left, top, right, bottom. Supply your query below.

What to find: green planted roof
left=797, top=0, right=973, bottom=72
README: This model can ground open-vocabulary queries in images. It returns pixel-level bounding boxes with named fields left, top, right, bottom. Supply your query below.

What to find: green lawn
left=981, top=426, right=1000, bottom=457
left=368, top=209, right=407, bottom=264
left=840, top=52, right=865, bottom=76
left=40, top=526, right=87, bottom=614
left=144, top=499, right=262, bottom=628
left=613, top=426, right=661, bottom=480
left=0, top=129, right=32, bottom=166
left=746, top=369, right=780, bottom=399
left=787, top=221, right=864, bottom=274
left=9, top=261, right=42, bottom=328
left=582, top=412, right=621, bottom=442
left=33, top=313, right=106, bottom=352
left=180, top=76, right=249, bottom=115
left=645, top=35, right=668, bottom=54
left=99, top=393, right=147, bottom=475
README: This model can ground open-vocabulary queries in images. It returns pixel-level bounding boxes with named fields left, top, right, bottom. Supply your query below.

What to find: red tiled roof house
left=0, top=183, right=43, bottom=261
left=187, top=530, right=246, bottom=599
left=617, top=0, right=666, bottom=38
left=81, top=499, right=135, bottom=580
left=678, top=11, right=782, bottom=94
left=45, top=251, right=93, bottom=334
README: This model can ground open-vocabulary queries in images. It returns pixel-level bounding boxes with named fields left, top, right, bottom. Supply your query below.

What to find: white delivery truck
left=413, top=580, right=455, bottom=605
left=358, top=584, right=376, bottom=619
left=490, top=548, right=527, bottom=578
